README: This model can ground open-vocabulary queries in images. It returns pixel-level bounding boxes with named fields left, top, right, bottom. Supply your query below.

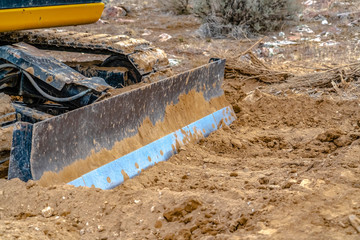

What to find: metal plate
left=8, top=122, right=33, bottom=181
left=13, top=59, right=226, bottom=180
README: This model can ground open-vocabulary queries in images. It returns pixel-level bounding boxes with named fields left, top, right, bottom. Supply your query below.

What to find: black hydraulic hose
left=0, top=63, right=91, bottom=102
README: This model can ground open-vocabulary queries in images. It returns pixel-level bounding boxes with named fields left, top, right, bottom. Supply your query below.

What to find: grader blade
left=8, top=59, right=236, bottom=189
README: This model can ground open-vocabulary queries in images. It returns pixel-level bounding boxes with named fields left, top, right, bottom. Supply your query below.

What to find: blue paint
left=68, top=106, right=236, bottom=190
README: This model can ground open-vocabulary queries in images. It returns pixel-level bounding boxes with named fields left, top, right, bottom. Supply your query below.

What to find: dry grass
left=158, top=0, right=190, bottom=14
left=224, top=39, right=360, bottom=95
left=226, top=52, right=292, bottom=83
left=193, top=0, right=302, bottom=38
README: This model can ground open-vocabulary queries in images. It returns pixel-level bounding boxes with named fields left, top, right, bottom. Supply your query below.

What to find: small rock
left=230, top=138, right=243, bottom=149
left=316, top=129, right=343, bottom=142
left=300, top=179, right=312, bottom=189
left=80, top=229, right=85, bottom=235
left=134, top=200, right=141, bottom=204
left=258, top=177, right=270, bottom=185
left=102, top=6, right=127, bottom=20
left=154, top=220, right=162, bottom=229
left=334, top=135, right=352, bottom=147
left=141, top=29, right=152, bottom=36
left=230, top=172, right=238, bottom=177
left=150, top=206, right=155, bottom=213
left=282, top=179, right=297, bottom=189
left=203, top=172, right=210, bottom=178
left=0, top=190, right=3, bottom=195
left=26, top=181, right=36, bottom=189
left=232, top=105, right=241, bottom=113
left=158, top=33, right=172, bottom=42
left=268, top=185, right=280, bottom=190
left=41, top=206, right=54, bottom=218
left=239, top=217, right=248, bottom=226
left=97, top=225, right=104, bottom=232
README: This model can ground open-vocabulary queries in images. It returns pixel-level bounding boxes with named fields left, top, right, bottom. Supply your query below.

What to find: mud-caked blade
left=9, top=59, right=231, bottom=185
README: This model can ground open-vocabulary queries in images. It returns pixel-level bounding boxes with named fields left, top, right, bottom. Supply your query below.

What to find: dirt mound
left=1, top=89, right=360, bottom=239
left=1, top=0, right=360, bottom=239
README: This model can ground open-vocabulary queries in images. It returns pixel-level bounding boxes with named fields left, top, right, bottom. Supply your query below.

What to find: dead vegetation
left=225, top=39, right=360, bottom=96
left=158, top=0, right=302, bottom=38
left=158, top=0, right=190, bottom=14
left=226, top=52, right=292, bottom=83
left=227, top=52, right=360, bottom=89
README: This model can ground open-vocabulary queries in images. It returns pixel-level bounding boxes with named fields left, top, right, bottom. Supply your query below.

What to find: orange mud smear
left=38, top=90, right=229, bottom=186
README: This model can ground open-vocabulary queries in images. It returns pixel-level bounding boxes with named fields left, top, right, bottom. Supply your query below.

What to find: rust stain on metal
left=121, top=170, right=130, bottom=181
left=46, top=76, right=53, bottom=83
left=13, top=53, right=21, bottom=59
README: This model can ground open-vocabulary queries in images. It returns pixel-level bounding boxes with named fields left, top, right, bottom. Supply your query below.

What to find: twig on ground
left=349, top=215, right=360, bottom=233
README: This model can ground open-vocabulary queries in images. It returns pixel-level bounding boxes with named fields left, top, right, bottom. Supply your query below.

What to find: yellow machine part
left=0, top=3, right=104, bottom=32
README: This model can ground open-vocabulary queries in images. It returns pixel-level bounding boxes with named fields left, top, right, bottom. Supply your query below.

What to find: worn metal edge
left=8, top=122, right=33, bottom=181
left=28, top=59, right=225, bottom=180
left=33, top=59, right=226, bottom=126
left=68, top=106, right=236, bottom=190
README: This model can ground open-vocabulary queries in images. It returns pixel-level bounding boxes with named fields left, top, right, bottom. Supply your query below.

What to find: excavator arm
left=0, top=0, right=104, bottom=32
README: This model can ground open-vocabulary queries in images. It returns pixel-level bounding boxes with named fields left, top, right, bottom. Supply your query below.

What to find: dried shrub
left=193, top=0, right=302, bottom=38
left=158, top=0, right=191, bottom=15
left=226, top=52, right=292, bottom=83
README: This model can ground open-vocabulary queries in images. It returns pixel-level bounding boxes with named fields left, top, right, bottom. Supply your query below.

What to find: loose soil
left=1, top=0, right=360, bottom=239
left=0, top=93, right=14, bottom=179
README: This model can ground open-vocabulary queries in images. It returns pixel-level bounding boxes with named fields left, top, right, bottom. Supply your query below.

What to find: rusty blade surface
left=24, top=59, right=225, bottom=180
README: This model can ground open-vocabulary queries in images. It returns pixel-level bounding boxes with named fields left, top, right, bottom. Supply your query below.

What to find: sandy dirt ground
left=1, top=0, right=360, bottom=239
